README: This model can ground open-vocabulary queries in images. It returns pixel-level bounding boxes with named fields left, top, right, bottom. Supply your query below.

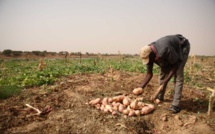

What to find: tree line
left=0, top=49, right=138, bottom=57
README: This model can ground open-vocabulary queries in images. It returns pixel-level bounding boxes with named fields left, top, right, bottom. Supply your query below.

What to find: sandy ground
left=0, top=68, right=215, bottom=134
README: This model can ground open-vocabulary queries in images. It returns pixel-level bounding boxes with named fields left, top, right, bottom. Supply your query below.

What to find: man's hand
left=160, top=81, right=167, bottom=86
left=132, top=88, right=143, bottom=95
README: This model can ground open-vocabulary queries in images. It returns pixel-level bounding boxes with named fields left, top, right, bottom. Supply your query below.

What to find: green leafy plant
left=0, top=86, right=21, bottom=99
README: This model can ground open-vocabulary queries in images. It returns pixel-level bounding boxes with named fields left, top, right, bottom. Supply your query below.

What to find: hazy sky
left=0, top=0, right=215, bottom=55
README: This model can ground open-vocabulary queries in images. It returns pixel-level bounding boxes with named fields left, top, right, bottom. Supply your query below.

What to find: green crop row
left=0, top=58, right=158, bottom=87
left=0, top=58, right=160, bottom=99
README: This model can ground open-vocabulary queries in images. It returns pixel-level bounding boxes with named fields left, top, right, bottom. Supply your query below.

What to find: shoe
left=168, top=105, right=181, bottom=113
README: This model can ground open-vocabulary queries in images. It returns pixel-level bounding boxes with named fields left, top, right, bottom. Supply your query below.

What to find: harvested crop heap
left=87, top=94, right=155, bottom=117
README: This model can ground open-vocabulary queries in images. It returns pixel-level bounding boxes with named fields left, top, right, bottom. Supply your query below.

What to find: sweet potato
left=132, top=88, right=143, bottom=95
left=89, top=98, right=101, bottom=105
left=112, top=105, right=118, bottom=111
left=100, top=104, right=105, bottom=111
left=122, top=109, right=129, bottom=115
left=135, top=110, right=141, bottom=116
left=128, top=110, right=135, bottom=116
left=141, top=104, right=155, bottom=115
left=112, top=95, right=125, bottom=102
left=118, top=104, right=125, bottom=112
left=105, top=104, right=113, bottom=112
left=130, top=99, right=139, bottom=110
left=123, top=97, right=131, bottom=106
left=137, top=102, right=145, bottom=108
left=102, top=97, right=108, bottom=105
left=108, top=98, right=113, bottom=103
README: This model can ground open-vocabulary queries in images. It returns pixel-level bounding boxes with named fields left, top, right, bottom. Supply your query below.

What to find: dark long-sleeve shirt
left=148, top=35, right=185, bottom=69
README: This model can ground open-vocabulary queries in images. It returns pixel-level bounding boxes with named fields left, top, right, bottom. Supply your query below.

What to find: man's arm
left=140, top=62, right=153, bottom=88
left=161, top=62, right=179, bottom=85
left=133, top=62, right=154, bottom=95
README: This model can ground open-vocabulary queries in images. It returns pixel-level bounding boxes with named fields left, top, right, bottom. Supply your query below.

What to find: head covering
left=140, top=45, right=152, bottom=65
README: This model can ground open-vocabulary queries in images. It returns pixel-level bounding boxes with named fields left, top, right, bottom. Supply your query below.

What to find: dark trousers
left=158, top=42, right=190, bottom=107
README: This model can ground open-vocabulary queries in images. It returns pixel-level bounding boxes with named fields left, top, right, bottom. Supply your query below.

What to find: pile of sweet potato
left=88, top=94, right=154, bottom=116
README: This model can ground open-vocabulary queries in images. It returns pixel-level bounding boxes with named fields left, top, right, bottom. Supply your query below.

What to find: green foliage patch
left=0, top=58, right=161, bottom=99
left=0, top=86, right=21, bottom=99
left=0, top=58, right=148, bottom=87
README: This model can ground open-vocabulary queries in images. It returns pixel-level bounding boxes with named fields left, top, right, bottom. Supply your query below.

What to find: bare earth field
left=0, top=56, right=215, bottom=134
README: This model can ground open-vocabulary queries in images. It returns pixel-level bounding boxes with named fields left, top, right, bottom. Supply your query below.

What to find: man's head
left=140, top=45, right=152, bottom=65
